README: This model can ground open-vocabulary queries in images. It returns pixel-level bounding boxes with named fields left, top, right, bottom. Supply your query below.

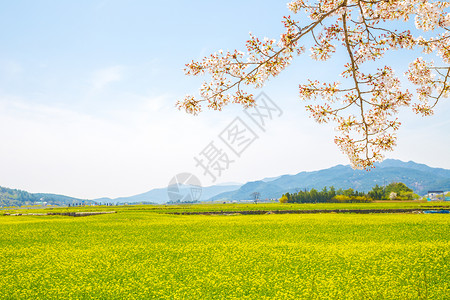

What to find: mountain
left=209, top=159, right=450, bottom=201
left=97, top=184, right=242, bottom=204
left=261, top=175, right=282, bottom=182
left=3, top=159, right=448, bottom=206
left=0, top=186, right=88, bottom=207
left=209, top=181, right=284, bottom=201
left=375, top=159, right=450, bottom=178
left=0, top=183, right=242, bottom=206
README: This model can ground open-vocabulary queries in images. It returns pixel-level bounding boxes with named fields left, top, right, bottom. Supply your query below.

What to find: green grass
left=0, top=209, right=449, bottom=299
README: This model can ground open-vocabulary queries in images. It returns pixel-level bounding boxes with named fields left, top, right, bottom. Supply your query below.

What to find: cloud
left=91, top=66, right=123, bottom=90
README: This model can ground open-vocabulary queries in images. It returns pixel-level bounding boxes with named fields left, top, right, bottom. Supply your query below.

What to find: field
left=2, top=200, right=450, bottom=214
left=0, top=203, right=449, bottom=299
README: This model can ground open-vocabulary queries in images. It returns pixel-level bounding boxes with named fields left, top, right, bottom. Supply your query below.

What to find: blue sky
left=0, top=1, right=449, bottom=199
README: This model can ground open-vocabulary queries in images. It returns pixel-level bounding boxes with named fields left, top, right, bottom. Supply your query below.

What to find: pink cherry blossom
left=179, top=0, right=449, bottom=169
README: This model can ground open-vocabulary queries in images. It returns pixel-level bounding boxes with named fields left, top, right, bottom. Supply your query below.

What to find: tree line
left=368, top=182, right=419, bottom=201
left=279, top=182, right=419, bottom=204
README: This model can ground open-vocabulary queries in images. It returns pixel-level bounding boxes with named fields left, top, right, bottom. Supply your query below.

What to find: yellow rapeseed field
left=0, top=211, right=449, bottom=299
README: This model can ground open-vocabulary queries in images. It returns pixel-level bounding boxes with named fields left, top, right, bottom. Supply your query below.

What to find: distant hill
left=0, top=183, right=242, bottom=207
left=96, top=184, right=242, bottom=204
left=0, top=186, right=88, bottom=207
left=209, top=159, right=450, bottom=201
left=2, top=159, right=449, bottom=206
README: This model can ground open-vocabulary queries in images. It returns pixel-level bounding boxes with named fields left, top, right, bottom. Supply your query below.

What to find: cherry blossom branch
left=180, top=0, right=450, bottom=169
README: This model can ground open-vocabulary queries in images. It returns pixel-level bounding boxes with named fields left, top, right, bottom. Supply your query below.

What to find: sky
left=0, top=0, right=449, bottom=199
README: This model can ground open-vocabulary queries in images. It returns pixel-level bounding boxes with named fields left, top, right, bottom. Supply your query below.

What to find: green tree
left=368, top=184, right=385, bottom=200
left=343, top=188, right=355, bottom=197
left=385, top=182, right=415, bottom=200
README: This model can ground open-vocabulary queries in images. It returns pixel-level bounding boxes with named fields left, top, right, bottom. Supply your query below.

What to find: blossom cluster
left=179, top=0, right=449, bottom=169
